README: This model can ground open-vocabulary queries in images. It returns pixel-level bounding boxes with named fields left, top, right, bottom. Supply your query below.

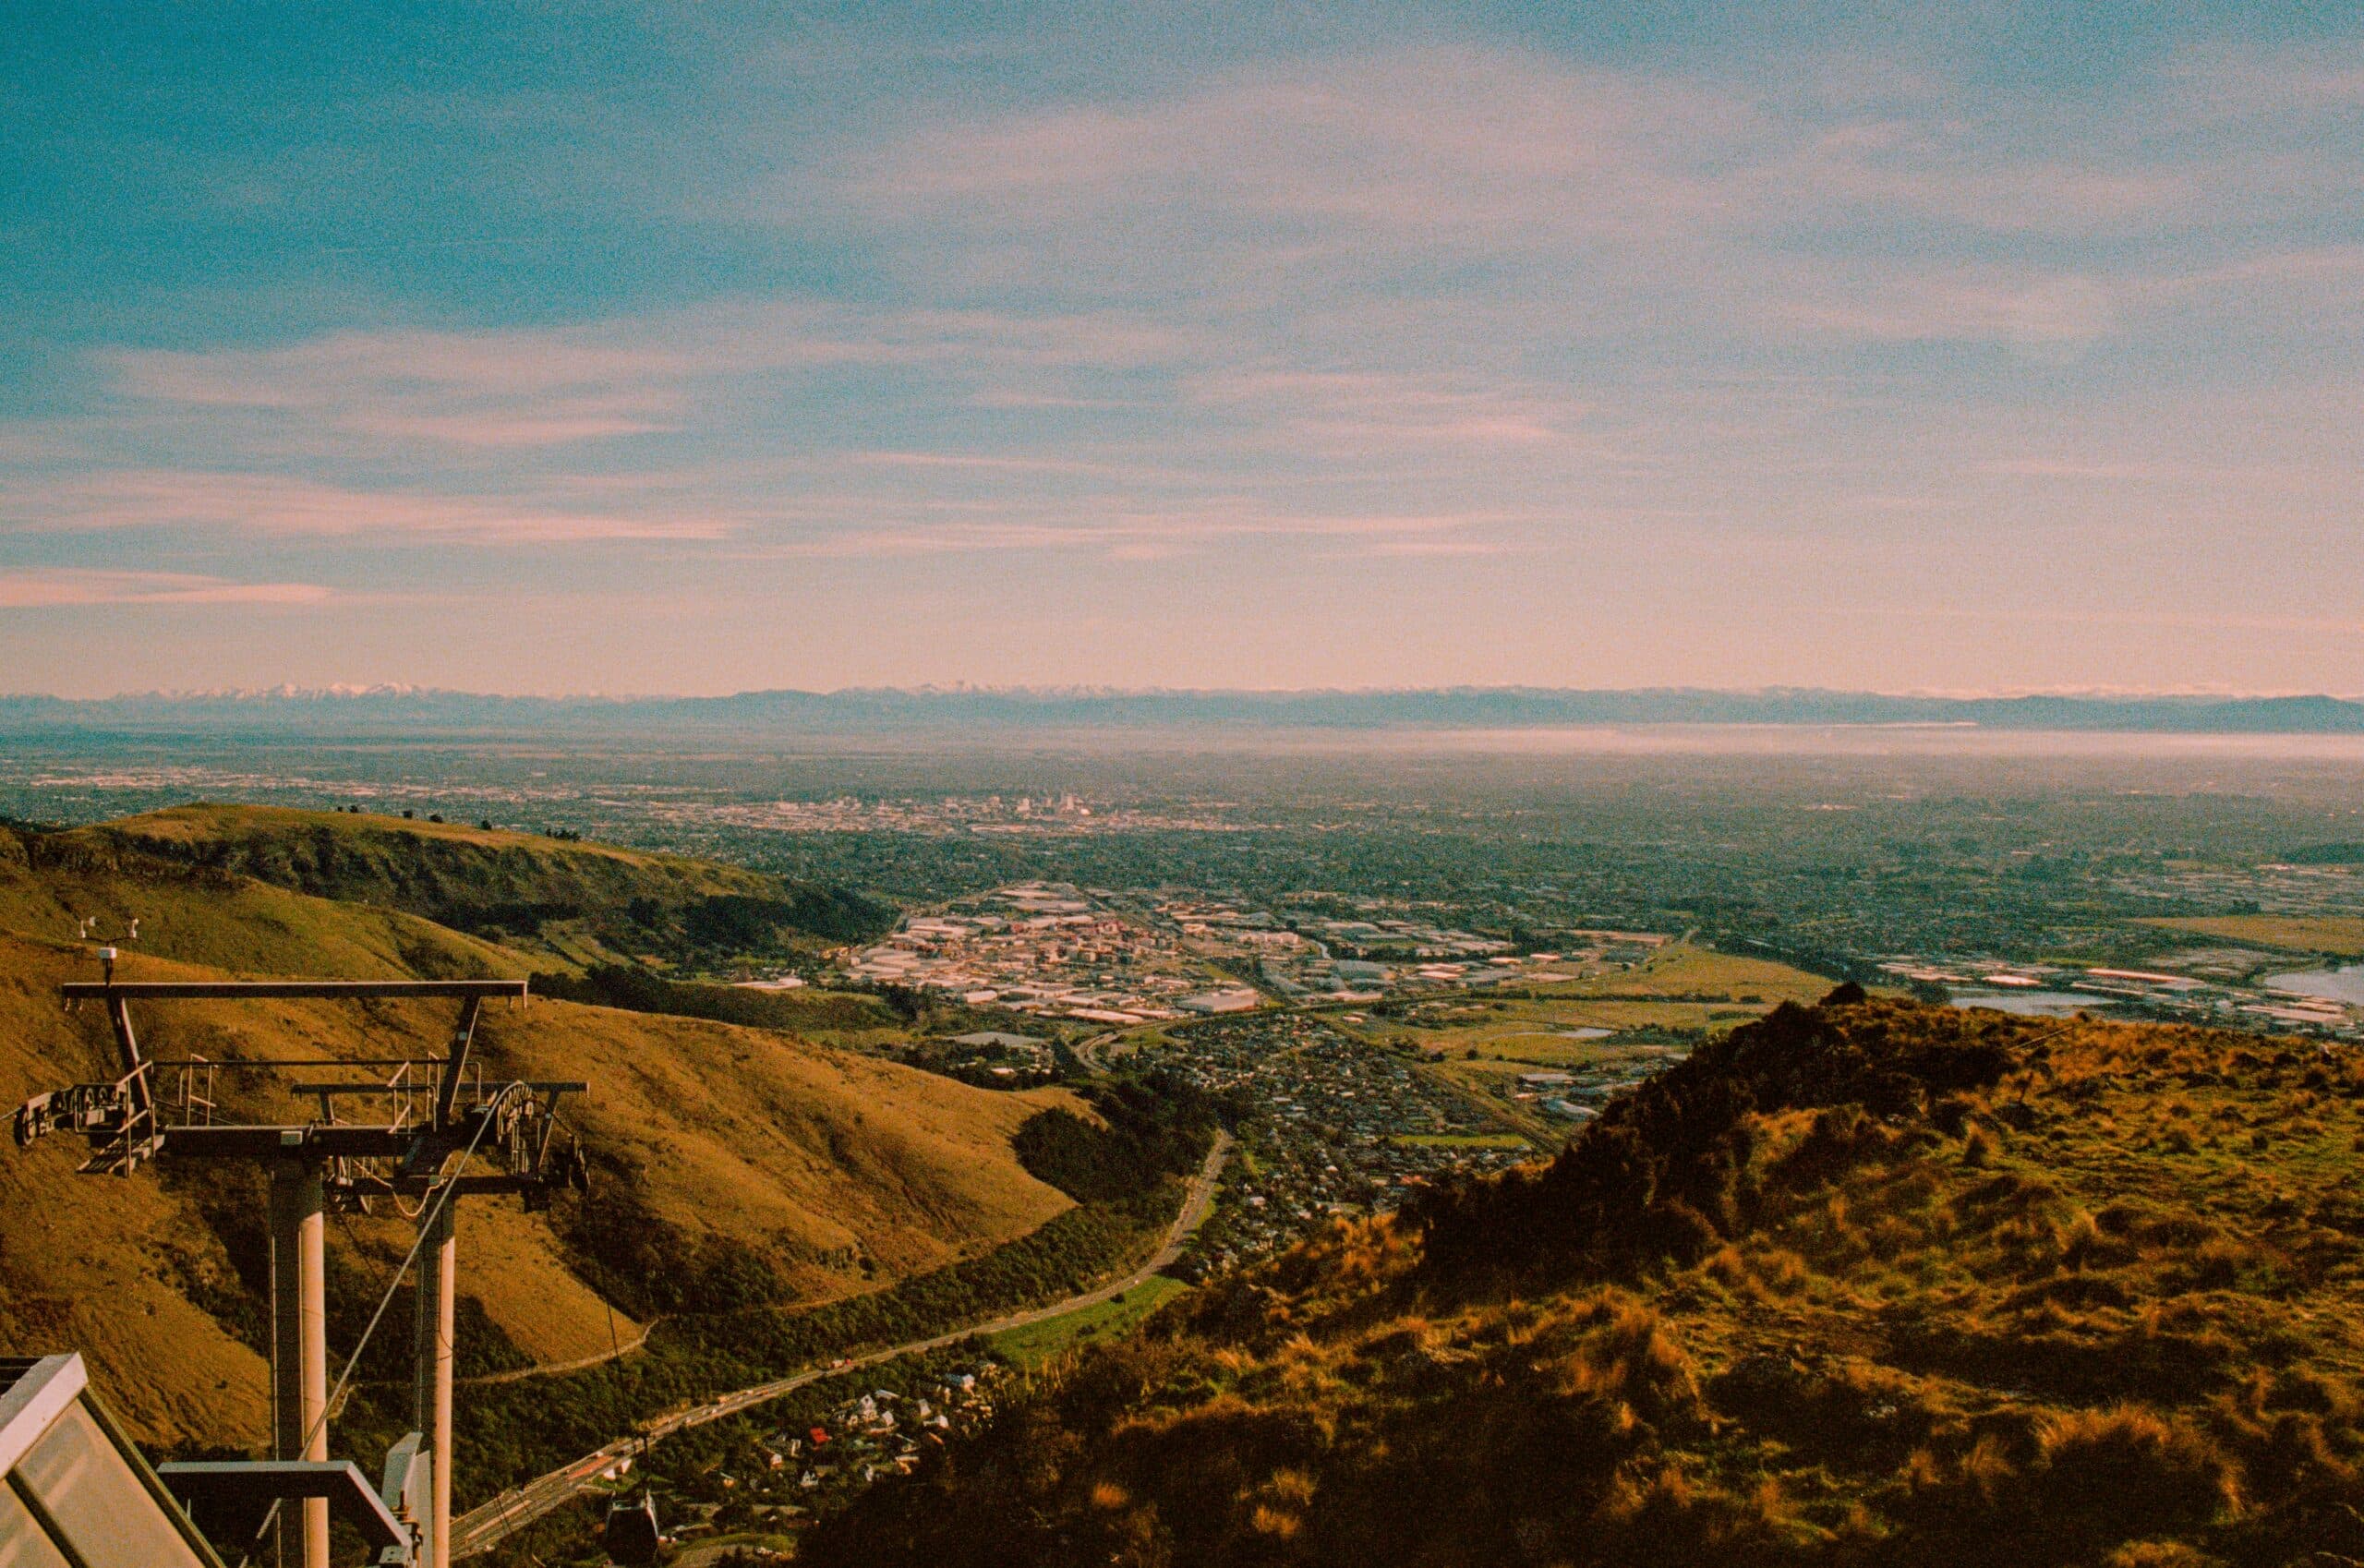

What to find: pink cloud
left=831, top=41, right=2291, bottom=286
left=1188, top=369, right=1587, bottom=452
left=848, top=450, right=1146, bottom=477
left=802, top=40, right=2364, bottom=373
left=1773, top=271, right=2117, bottom=345
left=0, top=471, right=729, bottom=543
left=1363, top=538, right=1524, bottom=558
left=754, top=501, right=1516, bottom=559
left=99, top=304, right=1194, bottom=452
left=0, top=570, right=332, bottom=608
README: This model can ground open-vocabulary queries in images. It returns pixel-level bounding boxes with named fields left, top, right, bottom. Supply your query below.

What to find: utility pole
left=414, top=1187, right=458, bottom=1568
left=14, top=973, right=587, bottom=1568
left=270, top=1159, right=330, bottom=1566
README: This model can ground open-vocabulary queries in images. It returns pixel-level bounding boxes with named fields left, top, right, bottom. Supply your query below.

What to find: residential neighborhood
left=624, top=1364, right=1010, bottom=1560
left=842, top=880, right=1687, bottom=1023
left=1147, top=1013, right=1537, bottom=1277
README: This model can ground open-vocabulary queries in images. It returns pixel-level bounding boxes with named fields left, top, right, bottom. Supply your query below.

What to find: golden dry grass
left=803, top=997, right=2364, bottom=1568
left=85, top=802, right=700, bottom=872
left=0, top=817, right=1071, bottom=1451
left=57, top=802, right=842, bottom=971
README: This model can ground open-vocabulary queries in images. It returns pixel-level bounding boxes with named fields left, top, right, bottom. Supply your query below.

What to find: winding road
left=450, top=1130, right=1231, bottom=1559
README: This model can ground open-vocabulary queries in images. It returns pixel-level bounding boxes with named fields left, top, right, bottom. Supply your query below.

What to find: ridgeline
left=0, top=804, right=1063, bottom=1453
left=806, top=993, right=2364, bottom=1568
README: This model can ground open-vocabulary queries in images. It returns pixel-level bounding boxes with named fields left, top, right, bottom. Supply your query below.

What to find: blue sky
left=1, top=3, right=2358, bottom=695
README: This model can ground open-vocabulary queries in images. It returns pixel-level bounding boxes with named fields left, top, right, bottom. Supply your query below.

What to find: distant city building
left=950, top=1031, right=1046, bottom=1050
left=1176, top=988, right=1261, bottom=1015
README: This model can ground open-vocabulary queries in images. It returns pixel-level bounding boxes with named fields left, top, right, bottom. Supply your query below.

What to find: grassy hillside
left=526, top=962, right=907, bottom=1047
left=807, top=995, right=2364, bottom=1568
left=0, top=818, right=536, bottom=980
left=0, top=814, right=1073, bottom=1453
left=62, top=803, right=893, bottom=969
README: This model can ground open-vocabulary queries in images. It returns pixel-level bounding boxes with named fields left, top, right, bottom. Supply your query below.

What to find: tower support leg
left=414, top=1189, right=457, bottom=1568
left=269, top=1160, right=329, bottom=1568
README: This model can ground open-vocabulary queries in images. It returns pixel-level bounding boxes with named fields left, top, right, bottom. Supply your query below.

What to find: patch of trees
left=1013, top=1073, right=1223, bottom=1212
left=470, top=886, right=891, bottom=962
left=2284, top=841, right=2364, bottom=864
left=349, top=1200, right=1177, bottom=1510
left=344, top=1091, right=1213, bottom=1510
left=555, top=1158, right=790, bottom=1319
left=685, top=887, right=894, bottom=949
left=447, top=899, right=578, bottom=938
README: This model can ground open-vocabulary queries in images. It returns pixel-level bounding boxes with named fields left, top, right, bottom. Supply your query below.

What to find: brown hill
left=0, top=816, right=1071, bottom=1451
left=807, top=995, right=2364, bottom=1568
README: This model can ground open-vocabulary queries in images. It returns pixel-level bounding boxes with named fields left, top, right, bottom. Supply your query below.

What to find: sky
left=0, top=2, right=2358, bottom=697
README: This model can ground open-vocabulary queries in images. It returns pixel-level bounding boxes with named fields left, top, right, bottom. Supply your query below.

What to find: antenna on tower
left=77, top=913, right=140, bottom=983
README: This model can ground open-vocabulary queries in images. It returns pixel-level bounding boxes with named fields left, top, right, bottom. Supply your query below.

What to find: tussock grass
left=802, top=995, right=2364, bottom=1568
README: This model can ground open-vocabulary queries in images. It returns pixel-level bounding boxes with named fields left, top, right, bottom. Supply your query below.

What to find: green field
left=2141, top=913, right=2364, bottom=957
left=1523, top=942, right=1836, bottom=1002
left=987, top=1274, right=1191, bottom=1367
left=1358, top=945, right=1831, bottom=1069
left=1352, top=946, right=1838, bottom=1140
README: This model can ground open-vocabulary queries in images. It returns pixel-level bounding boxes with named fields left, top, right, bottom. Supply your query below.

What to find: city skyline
left=2, top=3, right=2358, bottom=696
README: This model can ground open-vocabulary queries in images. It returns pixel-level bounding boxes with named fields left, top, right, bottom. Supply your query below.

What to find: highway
left=450, top=1130, right=1230, bottom=1559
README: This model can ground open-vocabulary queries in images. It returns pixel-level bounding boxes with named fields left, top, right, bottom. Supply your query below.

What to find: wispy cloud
left=1187, top=370, right=1591, bottom=452
left=752, top=501, right=1516, bottom=559
left=1362, top=537, right=1526, bottom=558
left=1, top=19, right=2359, bottom=693
left=100, top=305, right=1196, bottom=452
left=847, top=450, right=1167, bottom=478
left=1834, top=601, right=2364, bottom=639
left=0, top=569, right=332, bottom=608
left=1773, top=271, right=2119, bottom=346
left=825, top=44, right=2305, bottom=307
left=0, top=471, right=729, bottom=543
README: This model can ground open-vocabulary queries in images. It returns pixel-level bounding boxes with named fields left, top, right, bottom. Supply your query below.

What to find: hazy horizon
left=7, top=680, right=2364, bottom=703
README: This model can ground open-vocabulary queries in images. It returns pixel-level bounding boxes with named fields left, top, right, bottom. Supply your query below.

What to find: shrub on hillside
left=1015, top=1074, right=1223, bottom=1212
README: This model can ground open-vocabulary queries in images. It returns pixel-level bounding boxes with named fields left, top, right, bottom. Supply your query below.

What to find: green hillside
left=807, top=995, right=2364, bottom=1568
left=0, top=811, right=1072, bottom=1453
left=63, top=803, right=893, bottom=969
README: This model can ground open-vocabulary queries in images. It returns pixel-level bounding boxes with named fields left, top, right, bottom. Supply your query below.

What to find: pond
left=2265, top=966, right=2364, bottom=1007
left=1949, top=989, right=2114, bottom=1017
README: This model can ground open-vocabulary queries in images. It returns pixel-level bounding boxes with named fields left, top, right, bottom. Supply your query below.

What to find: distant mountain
left=0, top=686, right=2359, bottom=736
